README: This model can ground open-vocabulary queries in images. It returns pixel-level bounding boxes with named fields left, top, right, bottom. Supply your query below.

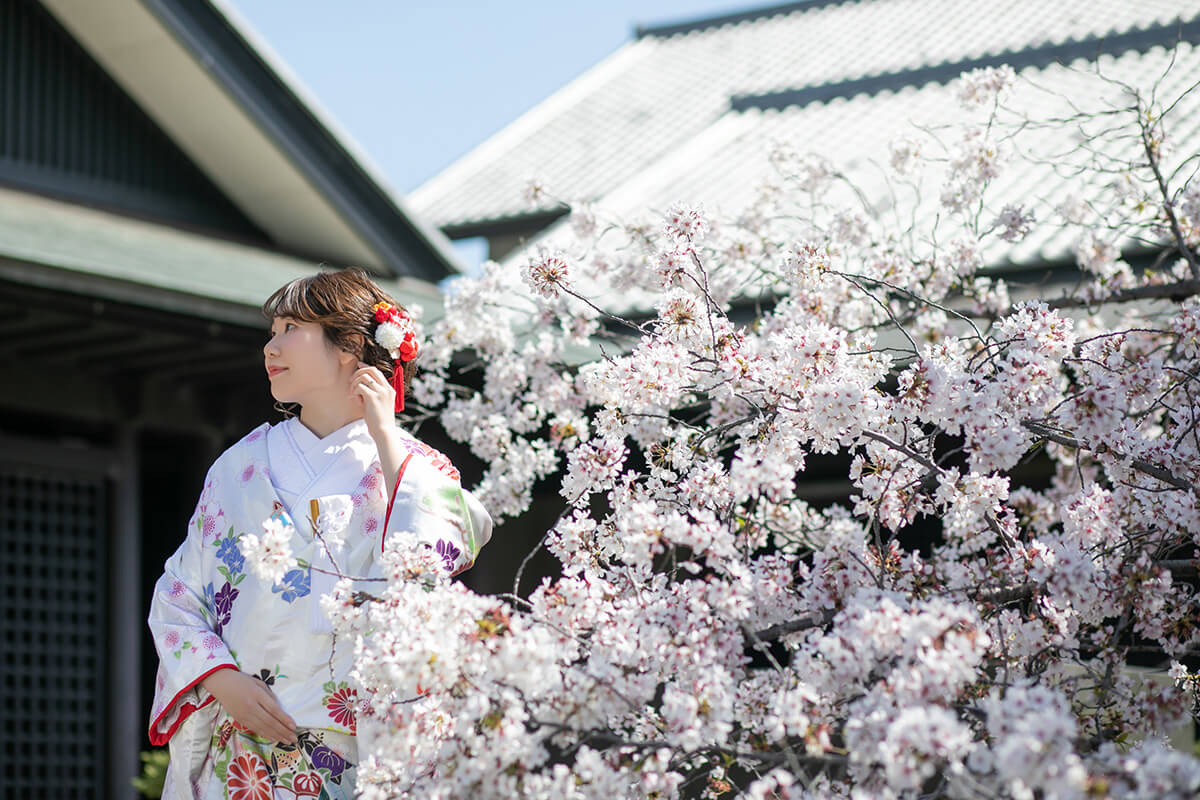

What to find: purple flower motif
left=435, top=539, right=461, bottom=572
left=309, top=745, right=346, bottom=779
left=213, top=581, right=239, bottom=634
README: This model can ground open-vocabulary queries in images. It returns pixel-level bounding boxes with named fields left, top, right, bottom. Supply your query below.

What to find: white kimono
left=148, top=419, right=491, bottom=799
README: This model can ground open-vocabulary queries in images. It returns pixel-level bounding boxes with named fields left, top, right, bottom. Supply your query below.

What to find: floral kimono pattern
left=210, top=710, right=356, bottom=800
left=148, top=421, right=491, bottom=799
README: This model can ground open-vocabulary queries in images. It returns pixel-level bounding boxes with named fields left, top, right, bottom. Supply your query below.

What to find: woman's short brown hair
left=262, top=268, right=417, bottom=393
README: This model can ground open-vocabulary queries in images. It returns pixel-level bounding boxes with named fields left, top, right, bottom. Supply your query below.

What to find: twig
left=1021, top=419, right=1194, bottom=493
left=1038, top=279, right=1200, bottom=311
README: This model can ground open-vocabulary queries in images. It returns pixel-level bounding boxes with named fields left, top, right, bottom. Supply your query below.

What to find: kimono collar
left=285, top=419, right=375, bottom=468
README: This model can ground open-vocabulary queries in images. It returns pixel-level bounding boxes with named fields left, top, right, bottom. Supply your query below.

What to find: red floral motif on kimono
left=293, top=771, right=324, bottom=797
left=425, top=447, right=460, bottom=481
left=400, top=438, right=461, bottom=481
left=324, top=687, right=358, bottom=734
left=226, top=753, right=271, bottom=800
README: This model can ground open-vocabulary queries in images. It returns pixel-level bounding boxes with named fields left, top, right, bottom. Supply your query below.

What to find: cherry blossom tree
left=325, top=52, right=1200, bottom=798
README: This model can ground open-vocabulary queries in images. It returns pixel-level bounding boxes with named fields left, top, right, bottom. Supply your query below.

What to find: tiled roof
left=501, top=40, right=1200, bottom=316
left=409, top=0, right=1200, bottom=234
left=609, top=43, right=1200, bottom=249
left=0, top=186, right=443, bottom=328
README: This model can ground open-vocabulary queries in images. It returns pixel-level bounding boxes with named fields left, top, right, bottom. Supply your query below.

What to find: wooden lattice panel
left=0, top=466, right=107, bottom=797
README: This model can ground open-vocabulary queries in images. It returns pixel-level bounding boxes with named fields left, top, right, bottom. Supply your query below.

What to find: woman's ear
left=340, top=333, right=367, bottom=367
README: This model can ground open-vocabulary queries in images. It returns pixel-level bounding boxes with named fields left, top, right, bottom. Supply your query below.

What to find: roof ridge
left=142, top=0, right=463, bottom=279
left=730, top=15, right=1200, bottom=111
left=634, top=1, right=837, bottom=39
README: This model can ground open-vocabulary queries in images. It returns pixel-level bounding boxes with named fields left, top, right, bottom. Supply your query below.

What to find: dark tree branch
left=1040, top=279, right=1200, bottom=311
left=751, top=558, right=1196, bottom=644
left=530, top=717, right=847, bottom=771
left=750, top=610, right=839, bottom=643
left=1022, top=420, right=1195, bottom=493
left=972, top=582, right=1036, bottom=606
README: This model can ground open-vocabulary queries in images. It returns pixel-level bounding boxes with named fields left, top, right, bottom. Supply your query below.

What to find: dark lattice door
left=0, top=464, right=107, bottom=797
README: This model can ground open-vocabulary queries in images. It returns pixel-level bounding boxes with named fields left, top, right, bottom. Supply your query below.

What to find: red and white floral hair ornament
left=372, top=301, right=419, bottom=412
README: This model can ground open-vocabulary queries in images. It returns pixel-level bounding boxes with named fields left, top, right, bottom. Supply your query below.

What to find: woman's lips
left=266, top=366, right=287, bottom=377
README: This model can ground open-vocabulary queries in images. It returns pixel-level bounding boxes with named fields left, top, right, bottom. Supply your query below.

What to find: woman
left=147, top=269, right=491, bottom=799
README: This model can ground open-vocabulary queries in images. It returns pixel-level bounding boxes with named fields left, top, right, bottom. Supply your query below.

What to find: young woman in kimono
left=147, top=269, right=491, bottom=799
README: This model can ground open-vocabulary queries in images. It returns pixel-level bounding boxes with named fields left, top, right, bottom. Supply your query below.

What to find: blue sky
left=228, top=1, right=753, bottom=196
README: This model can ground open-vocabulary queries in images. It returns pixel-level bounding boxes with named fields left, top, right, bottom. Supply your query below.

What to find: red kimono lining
left=381, top=453, right=414, bottom=553
left=148, top=663, right=238, bottom=746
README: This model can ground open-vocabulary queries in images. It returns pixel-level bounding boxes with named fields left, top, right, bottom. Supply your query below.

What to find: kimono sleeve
left=146, top=471, right=238, bottom=746
left=382, top=451, right=493, bottom=576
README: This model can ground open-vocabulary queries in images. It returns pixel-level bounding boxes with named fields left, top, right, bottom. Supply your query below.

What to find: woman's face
left=263, top=317, right=350, bottom=405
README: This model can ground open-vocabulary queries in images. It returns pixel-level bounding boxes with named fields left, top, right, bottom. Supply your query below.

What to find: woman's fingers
left=248, top=682, right=297, bottom=743
left=251, top=713, right=294, bottom=744
left=352, top=382, right=382, bottom=401
left=352, top=369, right=389, bottom=390
left=351, top=369, right=394, bottom=403
left=352, top=364, right=387, bottom=382
left=257, top=704, right=298, bottom=743
left=263, top=696, right=298, bottom=732
left=251, top=700, right=297, bottom=743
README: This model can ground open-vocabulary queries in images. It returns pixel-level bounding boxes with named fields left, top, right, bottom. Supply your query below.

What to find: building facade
left=0, top=1, right=459, bottom=796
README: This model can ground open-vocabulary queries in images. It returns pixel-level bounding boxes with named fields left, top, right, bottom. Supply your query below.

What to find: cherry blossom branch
left=1136, top=95, right=1200, bottom=279
left=296, top=559, right=385, bottom=582
left=749, top=609, right=839, bottom=642
left=829, top=269, right=989, bottom=345
left=528, top=717, right=847, bottom=772
left=1021, top=419, right=1195, bottom=493
left=1047, top=279, right=1200, bottom=309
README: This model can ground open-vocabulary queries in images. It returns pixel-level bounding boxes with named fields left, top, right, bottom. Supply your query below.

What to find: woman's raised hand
left=351, top=362, right=396, bottom=438
left=201, top=668, right=298, bottom=744
left=352, top=361, right=407, bottom=493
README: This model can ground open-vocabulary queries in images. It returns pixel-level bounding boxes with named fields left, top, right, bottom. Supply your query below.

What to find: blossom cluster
left=238, top=516, right=299, bottom=585
left=339, top=57, right=1200, bottom=798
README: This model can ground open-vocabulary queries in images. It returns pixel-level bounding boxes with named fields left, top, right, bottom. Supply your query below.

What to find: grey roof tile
left=411, top=0, right=1200, bottom=232
left=504, top=42, right=1200, bottom=314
